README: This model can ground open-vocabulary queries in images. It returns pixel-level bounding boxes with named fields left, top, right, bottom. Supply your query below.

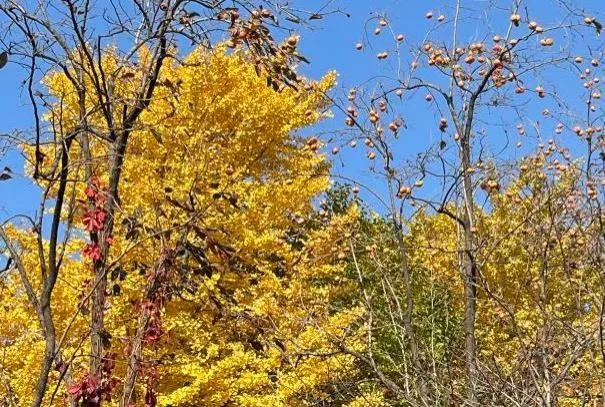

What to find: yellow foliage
left=343, top=389, right=388, bottom=407
left=0, top=46, right=363, bottom=406
left=406, top=162, right=603, bottom=404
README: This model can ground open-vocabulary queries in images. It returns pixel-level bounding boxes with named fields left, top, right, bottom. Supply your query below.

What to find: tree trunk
left=90, top=267, right=108, bottom=377
left=119, top=313, right=150, bottom=406
left=460, top=134, right=478, bottom=405
left=30, top=304, right=55, bottom=407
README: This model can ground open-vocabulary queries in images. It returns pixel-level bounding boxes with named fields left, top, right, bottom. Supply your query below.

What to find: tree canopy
left=1, top=1, right=604, bottom=406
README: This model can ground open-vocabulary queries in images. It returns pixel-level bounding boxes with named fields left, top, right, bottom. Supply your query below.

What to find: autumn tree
left=330, top=0, right=605, bottom=405
left=2, top=0, right=605, bottom=406
left=0, top=41, right=374, bottom=406
left=0, top=0, right=348, bottom=405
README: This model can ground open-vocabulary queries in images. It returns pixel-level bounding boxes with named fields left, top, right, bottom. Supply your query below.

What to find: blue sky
left=297, top=0, right=604, bottom=212
left=1, top=0, right=604, bottom=220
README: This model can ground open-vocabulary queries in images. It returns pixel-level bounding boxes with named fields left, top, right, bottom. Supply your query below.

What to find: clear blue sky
left=297, top=0, right=604, bottom=212
left=1, top=0, right=603, bottom=219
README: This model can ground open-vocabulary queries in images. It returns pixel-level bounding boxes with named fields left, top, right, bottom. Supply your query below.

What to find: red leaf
left=83, top=243, right=102, bottom=261
left=85, top=187, right=96, bottom=198
left=67, top=383, right=83, bottom=397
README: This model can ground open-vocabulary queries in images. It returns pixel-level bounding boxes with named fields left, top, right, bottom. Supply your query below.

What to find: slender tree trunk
left=120, top=313, right=150, bottom=407
left=120, top=250, right=169, bottom=406
left=383, top=137, right=428, bottom=403
left=460, top=134, right=478, bottom=405
left=374, top=149, right=428, bottom=403
left=90, top=137, right=126, bottom=377
left=32, top=136, right=74, bottom=406
left=31, top=304, right=56, bottom=407
left=395, top=231, right=429, bottom=402
left=90, top=268, right=108, bottom=377
left=90, top=32, right=167, bottom=378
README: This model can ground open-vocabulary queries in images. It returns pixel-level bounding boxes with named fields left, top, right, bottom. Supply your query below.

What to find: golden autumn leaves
left=0, top=1, right=603, bottom=405
left=0, top=45, right=364, bottom=406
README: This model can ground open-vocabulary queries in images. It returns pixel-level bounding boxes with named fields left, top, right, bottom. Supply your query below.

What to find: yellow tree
left=0, top=47, right=368, bottom=406
left=405, top=153, right=604, bottom=406
left=0, top=2, right=326, bottom=406
left=342, top=151, right=604, bottom=406
left=334, top=1, right=604, bottom=404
